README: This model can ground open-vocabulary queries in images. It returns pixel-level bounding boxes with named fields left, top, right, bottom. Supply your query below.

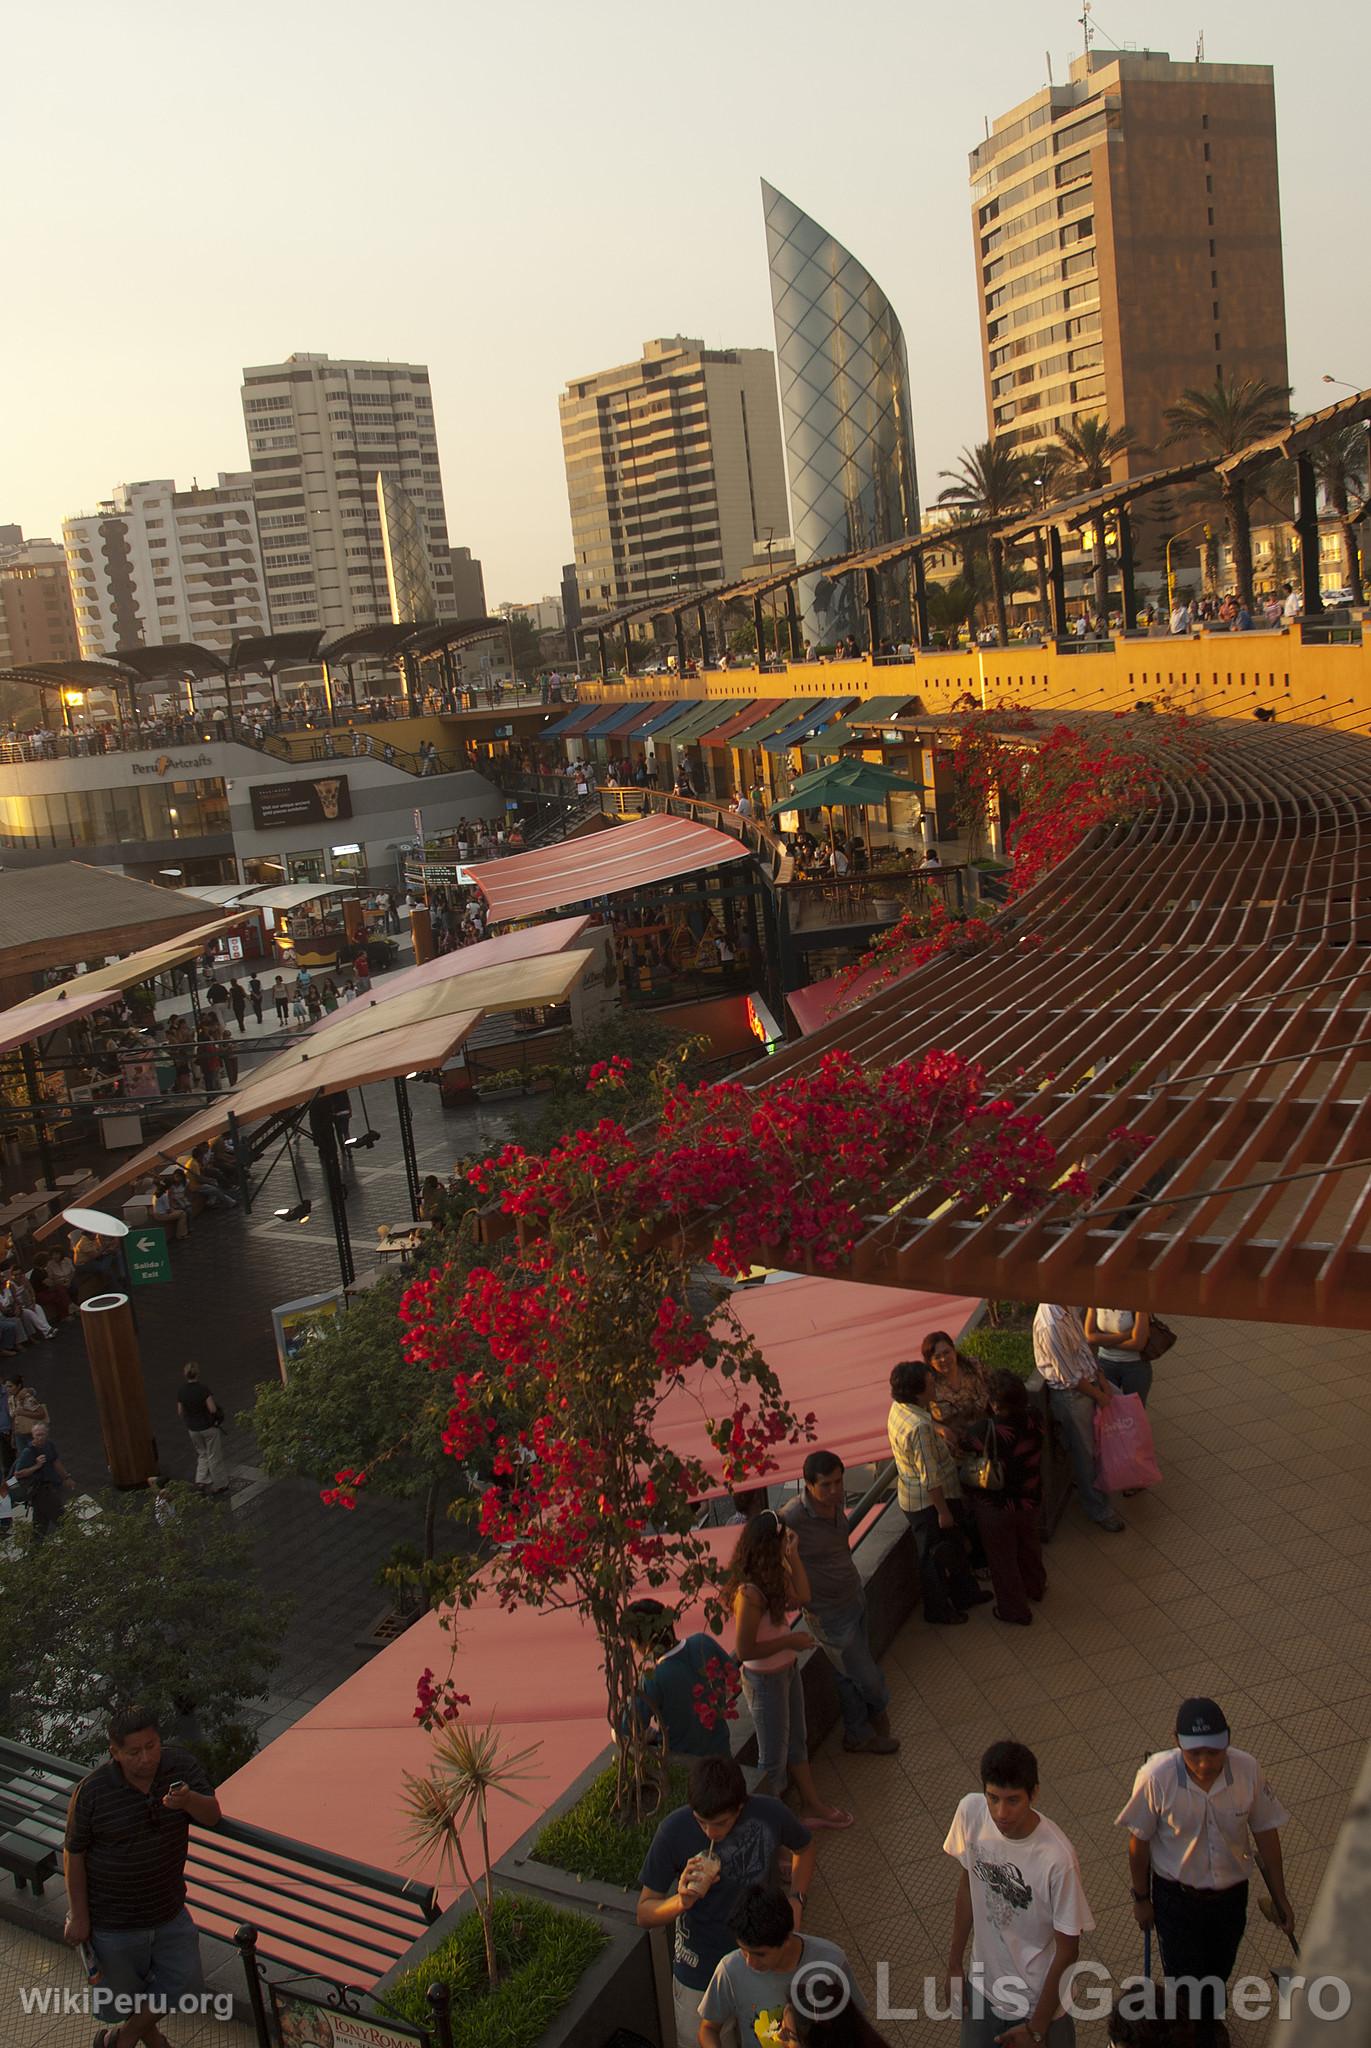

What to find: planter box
left=372, top=1874, right=661, bottom=2048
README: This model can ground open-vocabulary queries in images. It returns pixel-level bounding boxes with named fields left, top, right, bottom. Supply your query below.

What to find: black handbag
left=1141, top=1316, right=1177, bottom=1362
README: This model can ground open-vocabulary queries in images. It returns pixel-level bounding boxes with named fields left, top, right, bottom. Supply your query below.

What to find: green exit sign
left=128, top=1226, right=172, bottom=1285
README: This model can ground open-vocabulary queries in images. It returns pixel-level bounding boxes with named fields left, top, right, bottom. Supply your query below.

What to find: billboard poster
left=250, top=776, right=353, bottom=830
left=270, top=1986, right=428, bottom=2048
left=272, top=1289, right=345, bottom=1381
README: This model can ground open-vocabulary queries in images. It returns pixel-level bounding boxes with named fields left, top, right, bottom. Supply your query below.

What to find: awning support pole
left=1295, top=452, right=1326, bottom=616
left=912, top=552, right=930, bottom=649
left=1119, top=507, right=1137, bottom=630
left=1048, top=528, right=1069, bottom=639
left=20, top=1041, right=55, bottom=1188
left=393, top=1076, right=421, bottom=1222
left=786, top=583, right=802, bottom=660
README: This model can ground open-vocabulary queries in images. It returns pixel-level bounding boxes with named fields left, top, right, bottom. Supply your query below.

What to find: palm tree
left=937, top=441, right=1031, bottom=645
left=1164, top=374, right=1292, bottom=610
left=402, top=1717, right=541, bottom=1986
left=1313, top=425, right=1369, bottom=602
left=1055, top=416, right=1136, bottom=625
left=1022, top=448, right=1066, bottom=628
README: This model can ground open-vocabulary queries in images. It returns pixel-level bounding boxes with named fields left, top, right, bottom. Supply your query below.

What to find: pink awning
left=0, top=986, right=112, bottom=1055
left=468, top=813, right=750, bottom=922
left=655, top=1275, right=980, bottom=1494
left=787, top=961, right=891, bottom=1034
left=304, top=914, right=591, bottom=1031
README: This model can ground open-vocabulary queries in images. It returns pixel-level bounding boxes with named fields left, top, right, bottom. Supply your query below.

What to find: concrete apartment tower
left=0, top=532, right=81, bottom=668
left=560, top=336, right=789, bottom=627
left=63, top=476, right=268, bottom=659
left=239, top=353, right=454, bottom=632
left=972, top=47, right=1288, bottom=470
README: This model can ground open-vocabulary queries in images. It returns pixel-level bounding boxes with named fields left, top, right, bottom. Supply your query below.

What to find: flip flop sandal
left=800, top=1807, right=855, bottom=1829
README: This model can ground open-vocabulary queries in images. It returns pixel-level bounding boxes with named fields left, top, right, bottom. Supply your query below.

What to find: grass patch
left=388, top=1894, right=607, bottom=2048
left=531, top=1759, right=691, bottom=1890
left=961, top=1326, right=1035, bottom=1381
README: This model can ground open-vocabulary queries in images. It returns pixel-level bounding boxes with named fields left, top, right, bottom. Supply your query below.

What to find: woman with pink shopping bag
left=1094, top=1390, right=1163, bottom=1494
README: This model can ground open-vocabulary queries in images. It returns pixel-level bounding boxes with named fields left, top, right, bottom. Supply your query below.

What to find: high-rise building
left=62, top=476, right=268, bottom=659
left=239, top=352, right=454, bottom=632
left=0, top=533, right=81, bottom=669
left=972, top=49, right=1288, bottom=468
left=560, top=335, right=789, bottom=625
left=377, top=475, right=437, bottom=624
left=761, top=182, right=920, bottom=646
left=449, top=546, right=487, bottom=617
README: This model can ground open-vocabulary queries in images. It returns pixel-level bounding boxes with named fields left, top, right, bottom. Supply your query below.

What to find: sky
left=2, top=0, right=1367, bottom=609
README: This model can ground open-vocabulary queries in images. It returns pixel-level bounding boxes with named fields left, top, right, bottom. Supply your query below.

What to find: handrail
left=0, top=1736, right=436, bottom=1977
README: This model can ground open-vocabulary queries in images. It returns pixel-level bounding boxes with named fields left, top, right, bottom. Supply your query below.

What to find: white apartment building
left=240, top=352, right=455, bottom=632
left=62, top=475, right=269, bottom=660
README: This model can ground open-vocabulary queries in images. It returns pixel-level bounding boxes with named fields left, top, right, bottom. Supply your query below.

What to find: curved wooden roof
left=757, top=716, right=1371, bottom=1329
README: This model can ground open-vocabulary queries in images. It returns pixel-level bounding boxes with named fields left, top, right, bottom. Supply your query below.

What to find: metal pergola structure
left=0, top=617, right=508, bottom=729
left=736, top=715, right=1371, bottom=1329
left=577, top=386, right=1371, bottom=673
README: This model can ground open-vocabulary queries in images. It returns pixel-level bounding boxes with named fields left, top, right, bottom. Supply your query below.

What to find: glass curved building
left=762, top=180, right=920, bottom=647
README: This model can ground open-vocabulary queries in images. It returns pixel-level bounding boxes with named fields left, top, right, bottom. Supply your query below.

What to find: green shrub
left=531, top=1759, right=691, bottom=1890
left=388, top=1894, right=606, bottom=2048
left=961, top=1326, right=1035, bottom=1381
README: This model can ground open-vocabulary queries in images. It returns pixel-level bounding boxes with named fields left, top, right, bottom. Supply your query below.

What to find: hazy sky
left=3, top=0, right=1366, bottom=607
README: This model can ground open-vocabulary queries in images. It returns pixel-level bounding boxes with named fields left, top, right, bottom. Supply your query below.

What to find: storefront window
left=328, top=844, right=365, bottom=880
left=287, top=850, right=325, bottom=882
left=0, top=778, right=230, bottom=849
left=241, top=855, right=283, bottom=887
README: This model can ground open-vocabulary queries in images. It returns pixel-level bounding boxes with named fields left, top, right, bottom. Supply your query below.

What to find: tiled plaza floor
left=800, top=1315, right=1369, bottom=2047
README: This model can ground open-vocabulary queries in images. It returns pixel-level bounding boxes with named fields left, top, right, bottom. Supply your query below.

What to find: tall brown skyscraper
left=972, top=49, right=1288, bottom=472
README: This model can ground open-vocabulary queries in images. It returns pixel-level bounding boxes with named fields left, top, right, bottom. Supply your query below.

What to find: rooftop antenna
left=1046, top=48, right=1054, bottom=83
left=1195, top=28, right=1205, bottom=60
left=1080, top=0, right=1093, bottom=59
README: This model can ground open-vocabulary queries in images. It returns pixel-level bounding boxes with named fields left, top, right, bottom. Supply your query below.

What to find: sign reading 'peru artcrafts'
left=249, top=774, right=353, bottom=829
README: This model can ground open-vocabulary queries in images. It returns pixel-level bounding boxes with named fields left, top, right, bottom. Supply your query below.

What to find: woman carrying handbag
left=1085, top=1307, right=1153, bottom=1404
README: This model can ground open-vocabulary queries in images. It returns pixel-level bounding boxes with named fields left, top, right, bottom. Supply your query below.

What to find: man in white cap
left=1116, top=1697, right=1293, bottom=2035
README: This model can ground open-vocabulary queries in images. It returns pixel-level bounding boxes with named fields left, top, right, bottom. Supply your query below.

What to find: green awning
left=770, top=758, right=922, bottom=814
left=807, top=696, right=919, bottom=752
left=720, top=698, right=810, bottom=750
left=660, top=698, right=747, bottom=745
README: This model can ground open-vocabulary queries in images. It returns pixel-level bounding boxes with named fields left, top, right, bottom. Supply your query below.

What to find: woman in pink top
left=726, top=1511, right=853, bottom=1829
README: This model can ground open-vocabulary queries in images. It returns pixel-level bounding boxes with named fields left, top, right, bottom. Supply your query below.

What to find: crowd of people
left=631, top=1400, right=1293, bottom=2048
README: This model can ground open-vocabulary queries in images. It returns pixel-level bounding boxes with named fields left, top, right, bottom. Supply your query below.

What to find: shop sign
left=131, top=752, right=212, bottom=777
left=250, top=775, right=353, bottom=829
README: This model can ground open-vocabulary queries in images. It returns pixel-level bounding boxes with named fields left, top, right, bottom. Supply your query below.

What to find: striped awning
left=762, top=697, right=856, bottom=753
left=812, top=696, right=921, bottom=751
left=694, top=700, right=781, bottom=749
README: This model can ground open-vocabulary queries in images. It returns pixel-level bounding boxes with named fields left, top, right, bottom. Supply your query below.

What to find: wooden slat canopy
left=751, top=716, right=1371, bottom=1329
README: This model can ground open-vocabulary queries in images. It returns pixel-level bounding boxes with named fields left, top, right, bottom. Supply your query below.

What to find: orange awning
left=468, top=813, right=750, bottom=922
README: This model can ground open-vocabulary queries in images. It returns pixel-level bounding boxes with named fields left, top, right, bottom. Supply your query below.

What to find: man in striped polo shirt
left=64, top=1706, right=221, bottom=2047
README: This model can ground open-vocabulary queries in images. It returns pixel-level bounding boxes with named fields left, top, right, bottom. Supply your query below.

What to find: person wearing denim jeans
left=780, top=1452, right=898, bottom=1757
left=63, top=1705, right=221, bottom=2048
left=1032, top=1303, right=1124, bottom=1533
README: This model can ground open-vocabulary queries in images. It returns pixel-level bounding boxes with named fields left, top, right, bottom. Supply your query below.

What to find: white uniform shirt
left=1116, top=1748, right=1290, bottom=1890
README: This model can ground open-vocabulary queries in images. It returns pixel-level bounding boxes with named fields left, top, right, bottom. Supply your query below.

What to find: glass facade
left=762, top=180, right=920, bottom=645
left=0, top=778, right=230, bottom=851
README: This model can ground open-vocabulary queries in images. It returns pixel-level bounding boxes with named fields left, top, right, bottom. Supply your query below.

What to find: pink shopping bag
left=1093, top=1392, right=1162, bottom=1492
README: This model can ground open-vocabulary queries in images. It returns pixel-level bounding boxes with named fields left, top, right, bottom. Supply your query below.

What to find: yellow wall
left=578, top=634, right=1371, bottom=728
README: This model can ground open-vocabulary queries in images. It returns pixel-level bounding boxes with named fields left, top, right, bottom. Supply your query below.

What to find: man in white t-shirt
left=945, top=1739, right=1094, bottom=2048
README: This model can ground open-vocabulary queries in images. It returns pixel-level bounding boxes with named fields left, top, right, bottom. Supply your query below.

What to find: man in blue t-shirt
left=623, top=1600, right=736, bottom=1759
left=637, top=1755, right=814, bottom=2048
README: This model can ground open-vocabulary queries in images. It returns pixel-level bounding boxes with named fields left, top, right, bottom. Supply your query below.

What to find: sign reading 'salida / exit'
left=249, top=775, right=353, bottom=830
left=128, top=1227, right=171, bottom=1285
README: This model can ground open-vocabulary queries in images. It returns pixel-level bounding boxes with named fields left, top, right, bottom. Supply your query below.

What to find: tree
left=501, top=1012, right=707, bottom=1156
left=1055, top=416, right=1136, bottom=624
left=1164, top=375, right=1292, bottom=609
left=505, top=613, right=542, bottom=678
left=1313, top=424, right=1369, bottom=601
left=249, top=1256, right=479, bottom=1591
left=0, top=1489, right=288, bottom=1771
left=937, top=442, right=1032, bottom=645
left=401, top=1718, right=539, bottom=1987
left=387, top=1049, right=1076, bottom=1822
left=1023, top=449, right=1066, bottom=627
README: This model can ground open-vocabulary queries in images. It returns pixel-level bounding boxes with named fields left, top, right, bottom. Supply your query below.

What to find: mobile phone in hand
left=79, top=1941, right=101, bottom=1983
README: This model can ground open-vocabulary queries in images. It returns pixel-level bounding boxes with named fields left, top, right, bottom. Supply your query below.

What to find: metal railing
left=0, top=1736, right=436, bottom=1979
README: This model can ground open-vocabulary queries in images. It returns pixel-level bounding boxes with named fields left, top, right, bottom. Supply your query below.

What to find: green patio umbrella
left=769, top=756, right=923, bottom=865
